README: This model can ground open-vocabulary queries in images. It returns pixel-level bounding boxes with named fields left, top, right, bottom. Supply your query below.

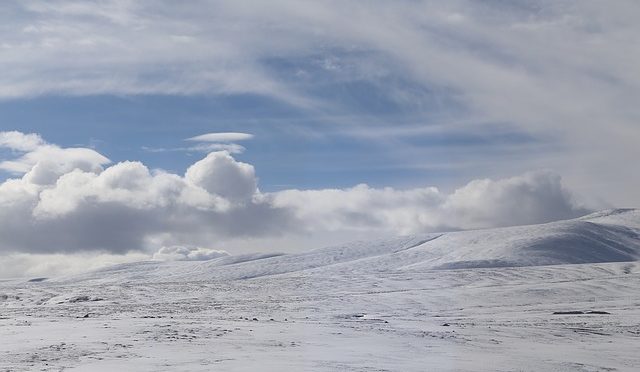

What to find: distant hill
left=59, top=209, right=640, bottom=284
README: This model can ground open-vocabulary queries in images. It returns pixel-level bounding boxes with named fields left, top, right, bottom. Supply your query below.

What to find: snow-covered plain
left=2, top=209, right=640, bottom=371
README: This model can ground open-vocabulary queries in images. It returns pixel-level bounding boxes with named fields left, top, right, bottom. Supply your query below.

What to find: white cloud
left=0, top=131, right=110, bottom=185
left=0, top=132, right=591, bottom=276
left=143, top=143, right=247, bottom=154
left=0, top=1, right=638, bottom=204
left=186, top=132, right=254, bottom=143
left=185, top=151, right=258, bottom=203
left=272, top=171, right=588, bottom=235
left=0, top=131, right=46, bottom=151
left=441, top=171, right=589, bottom=230
left=0, top=133, right=292, bottom=255
left=152, top=246, right=229, bottom=261
left=0, top=252, right=151, bottom=279
left=142, top=132, right=254, bottom=154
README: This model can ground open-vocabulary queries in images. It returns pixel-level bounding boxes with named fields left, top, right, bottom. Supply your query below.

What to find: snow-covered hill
left=3, top=209, right=640, bottom=371
left=62, top=209, right=640, bottom=284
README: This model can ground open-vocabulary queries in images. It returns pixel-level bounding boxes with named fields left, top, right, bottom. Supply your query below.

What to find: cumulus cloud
left=0, top=132, right=293, bottom=255
left=0, top=131, right=46, bottom=151
left=441, top=172, right=589, bottom=229
left=0, top=131, right=110, bottom=185
left=0, top=132, right=588, bottom=263
left=185, top=152, right=258, bottom=203
left=272, top=171, right=589, bottom=235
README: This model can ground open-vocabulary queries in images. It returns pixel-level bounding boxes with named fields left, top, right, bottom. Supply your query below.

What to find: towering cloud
left=185, top=152, right=258, bottom=203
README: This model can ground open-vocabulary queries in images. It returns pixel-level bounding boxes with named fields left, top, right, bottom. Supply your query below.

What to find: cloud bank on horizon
left=0, top=131, right=588, bottom=259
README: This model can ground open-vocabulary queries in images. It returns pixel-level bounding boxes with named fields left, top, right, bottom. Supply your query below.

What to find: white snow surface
left=58, top=208, right=640, bottom=283
left=2, top=209, right=640, bottom=371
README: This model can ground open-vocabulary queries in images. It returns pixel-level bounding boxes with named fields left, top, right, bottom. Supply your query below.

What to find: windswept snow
left=1, top=209, right=640, bottom=371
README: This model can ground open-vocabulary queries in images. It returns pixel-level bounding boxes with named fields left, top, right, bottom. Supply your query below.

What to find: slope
left=57, top=209, right=640, bottom=283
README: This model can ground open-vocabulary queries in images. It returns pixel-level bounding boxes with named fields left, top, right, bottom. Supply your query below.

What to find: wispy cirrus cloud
left=142, top=143, right=247, bottom=155
left=2, top=1, right=638, bottom=205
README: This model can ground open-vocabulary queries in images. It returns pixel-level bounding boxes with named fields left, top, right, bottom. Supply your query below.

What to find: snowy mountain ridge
left=59, top=208, right=640, bottom=283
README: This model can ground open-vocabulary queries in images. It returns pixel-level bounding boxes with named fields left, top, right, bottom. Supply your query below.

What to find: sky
left=0, top=0, right=638, bottom=277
